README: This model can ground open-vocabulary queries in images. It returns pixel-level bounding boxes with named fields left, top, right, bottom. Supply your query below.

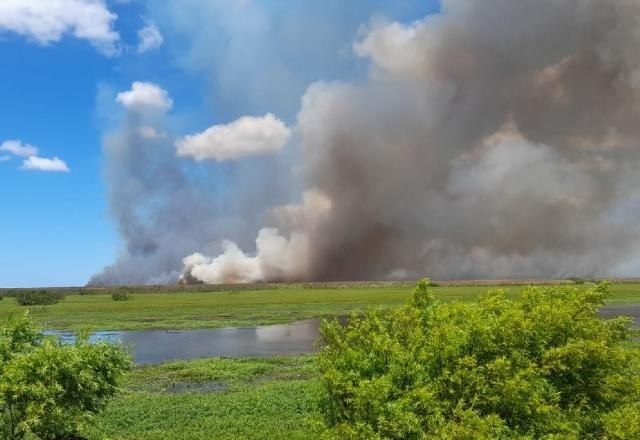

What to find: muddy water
left=47, top=306, right=638, bottom=364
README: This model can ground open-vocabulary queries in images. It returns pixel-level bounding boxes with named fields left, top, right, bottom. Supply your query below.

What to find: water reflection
left=47, top=319, right=323, bottom=364
left=598, top=306, right=639, bottom=328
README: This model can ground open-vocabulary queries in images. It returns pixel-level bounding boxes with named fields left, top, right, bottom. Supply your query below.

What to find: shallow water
left=598, top=305, right=640, bottom=328
left=46, top=306, right=638, bottom=364
left=47, top=319, right=324, bottom=364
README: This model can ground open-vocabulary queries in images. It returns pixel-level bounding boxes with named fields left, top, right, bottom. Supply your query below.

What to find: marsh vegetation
left=0, top=281, right=638, bottom=439
left=1, top=282, right=639, bottom=332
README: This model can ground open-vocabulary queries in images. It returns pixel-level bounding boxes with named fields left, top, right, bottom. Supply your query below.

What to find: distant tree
left=15, top=289, right=66, bottom=306
left=0, top=314, right=132, bottom=440
left=319, top=280, right=640, bottom=439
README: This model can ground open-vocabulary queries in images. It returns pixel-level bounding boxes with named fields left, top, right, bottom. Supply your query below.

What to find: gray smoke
left=89, top=84, right=293, bottom=285
left=94, top=0, right=640, bottom=285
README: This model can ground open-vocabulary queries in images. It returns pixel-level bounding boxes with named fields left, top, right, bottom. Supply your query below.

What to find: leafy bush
left=0, top=314, right=132, bottom=439
left=568, top=277, right=586, bottom=285
left=15, top=289, right=66, bottom=306
left=318, top=279, right=640, bottom=439
left=111, top=292, right=131, bottom=301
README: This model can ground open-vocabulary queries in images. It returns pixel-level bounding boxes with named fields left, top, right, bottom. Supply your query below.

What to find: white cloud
left=138, top=126, right=167, bottom=139
left=137, top=23, right=163, bottom=53
left=0, top=140, right=38, bottom=157
left=116, top=82, right=173, bottom=112
left=1, top=139, right=70, bottom=172
left=176, top=113, right=291, bottom=161
left=21, top=156, right=70, bottom=172
left=0, top=0, right=120, bottom=55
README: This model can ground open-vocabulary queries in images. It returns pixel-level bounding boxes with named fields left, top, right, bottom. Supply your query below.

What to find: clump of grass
left=15, top=289, right=66, bottom=306
left=112, top=292, right=131, bottom=301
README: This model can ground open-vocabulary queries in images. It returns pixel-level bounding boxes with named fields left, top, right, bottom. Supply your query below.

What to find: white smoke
left=181, top=189, right=331, bottom=283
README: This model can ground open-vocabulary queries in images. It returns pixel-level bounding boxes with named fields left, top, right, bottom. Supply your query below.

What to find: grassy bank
left=1, top=283, right=639, bottom=331
left=85, top=356, right=324, bottom=440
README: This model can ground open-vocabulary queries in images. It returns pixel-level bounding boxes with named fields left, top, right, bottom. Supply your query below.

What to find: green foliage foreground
left=0, top=314, right=132, bottom=440
left=319, top=281, right=640, bottom=439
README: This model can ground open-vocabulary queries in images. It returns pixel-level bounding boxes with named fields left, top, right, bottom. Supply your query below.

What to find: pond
left=597, top=305, right=640, bottom=327
left=48, top=319, right=325, bottom=364
left=47, top=306, right=638, bottom=364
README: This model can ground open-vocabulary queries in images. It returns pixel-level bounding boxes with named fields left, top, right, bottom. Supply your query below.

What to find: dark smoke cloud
left=290, top=0, right=640, bottom=281
left=95, top=0, right=640, bottom=285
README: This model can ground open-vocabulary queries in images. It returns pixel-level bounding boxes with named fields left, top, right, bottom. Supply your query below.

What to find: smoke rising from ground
left=93, top=0, right=640, bottom=285
left=89, top=82, right=293, bottom=285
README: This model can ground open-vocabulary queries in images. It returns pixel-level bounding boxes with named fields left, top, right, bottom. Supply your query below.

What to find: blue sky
left=0, top=0, right=436, bottom=287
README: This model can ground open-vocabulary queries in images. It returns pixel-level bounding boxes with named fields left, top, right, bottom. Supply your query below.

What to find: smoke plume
left=93, top=0, right=640, bottom=285
left=89, top=82, right=293, bottom=285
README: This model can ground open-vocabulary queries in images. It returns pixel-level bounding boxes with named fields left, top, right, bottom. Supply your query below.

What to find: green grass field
left=1, top=282, right=640, bottom=331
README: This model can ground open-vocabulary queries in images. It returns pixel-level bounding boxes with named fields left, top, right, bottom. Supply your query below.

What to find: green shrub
left=15, top=289, right=66, bottom=306
left=111, top=292, right=130, bottom=301
left=318, top=279, right=640, bottom=439
left=569, top=277, right=586, bottom=285
left=0, top=314, right=132, bottom=440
